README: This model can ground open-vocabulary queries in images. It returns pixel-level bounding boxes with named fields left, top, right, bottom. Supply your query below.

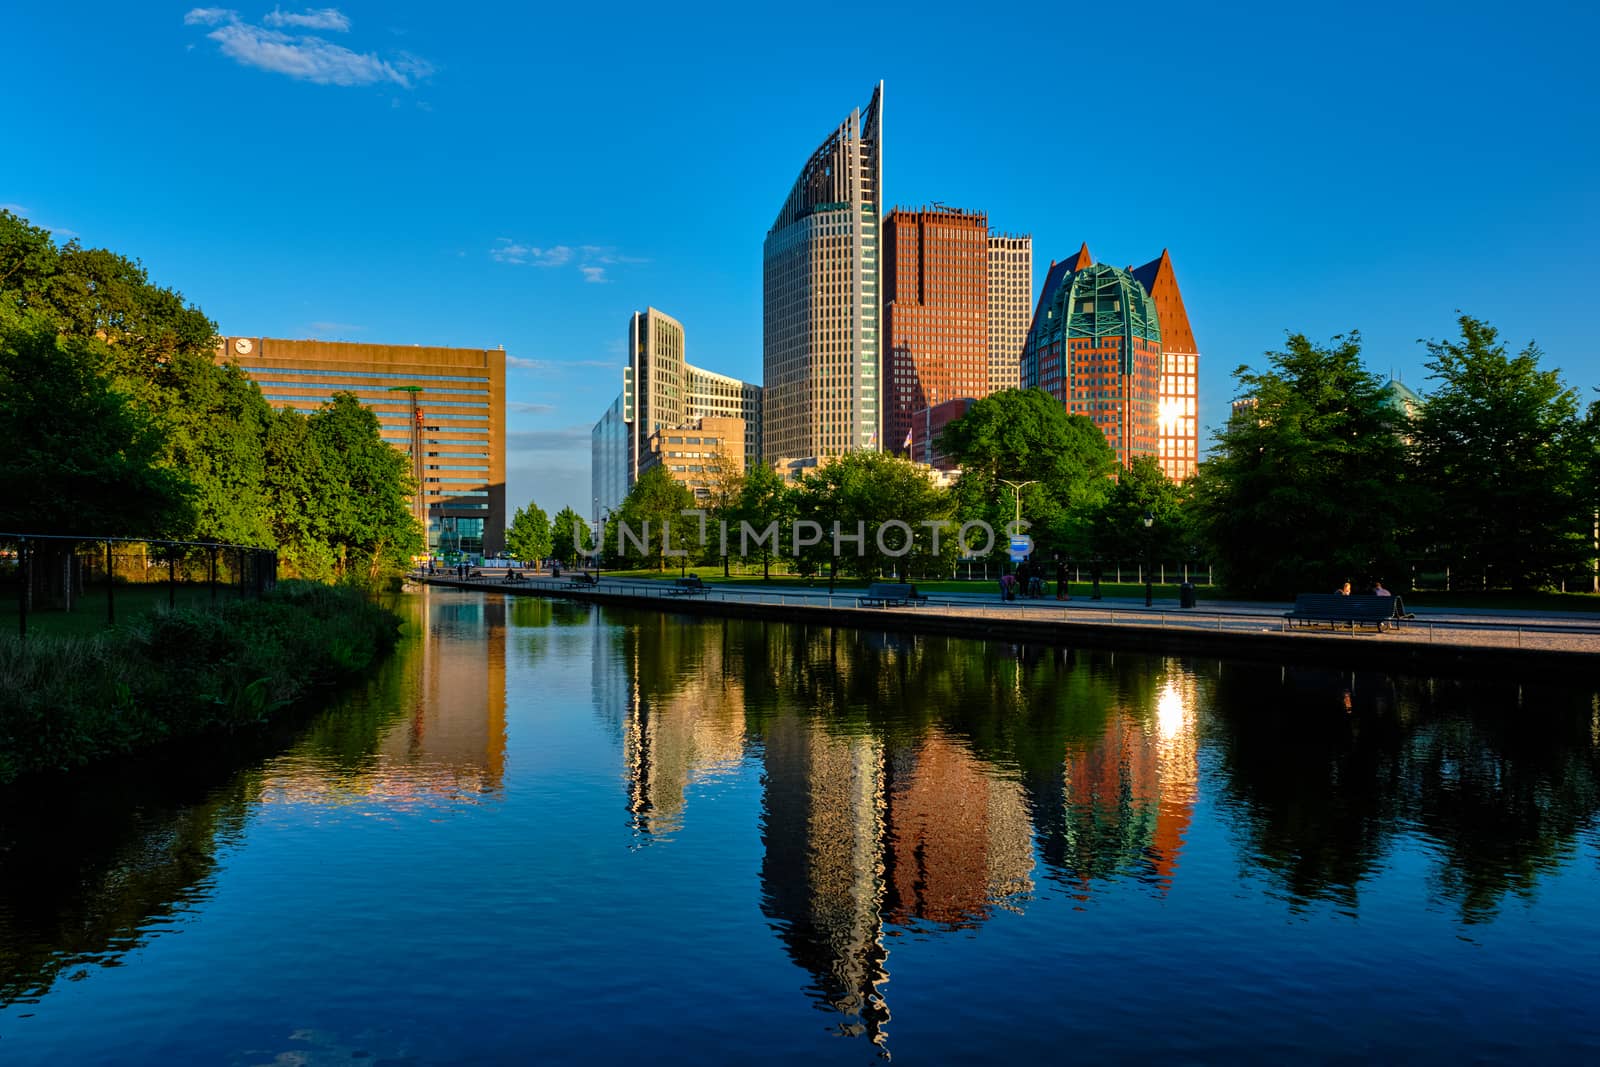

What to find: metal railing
left=1, top=532, right=279, bottom=638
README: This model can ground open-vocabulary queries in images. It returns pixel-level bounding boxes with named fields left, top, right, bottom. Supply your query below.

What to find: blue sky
left=5, top=1, right=1597, bottom=518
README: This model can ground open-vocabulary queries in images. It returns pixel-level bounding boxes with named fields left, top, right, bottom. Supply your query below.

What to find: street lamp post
left=1142, top=509, right=1155, bottom=608
left=999, top=479, right=1037, bottom=578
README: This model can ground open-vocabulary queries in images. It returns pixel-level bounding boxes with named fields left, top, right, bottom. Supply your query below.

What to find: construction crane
left=388, top=385, right=428, bottom=540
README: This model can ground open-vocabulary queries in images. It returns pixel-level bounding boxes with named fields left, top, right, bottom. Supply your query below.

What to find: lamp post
left=596, top=509, right=608, bottom=582
left=999, top=479, right=1037, bottom=578
left=1142, top=509, right=1155, bottom=608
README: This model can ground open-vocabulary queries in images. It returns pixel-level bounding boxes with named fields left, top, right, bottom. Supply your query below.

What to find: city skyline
left=5, top=2, right=1597, bottom=517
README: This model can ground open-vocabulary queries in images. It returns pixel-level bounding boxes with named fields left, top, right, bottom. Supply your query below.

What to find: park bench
left=568, top=571, right=598, bottom=586
left=857, top=582, right=928, bottom=608
left=1283, top=594, right=1413, bottom=632
left=666, top=575, right=710, bottom=597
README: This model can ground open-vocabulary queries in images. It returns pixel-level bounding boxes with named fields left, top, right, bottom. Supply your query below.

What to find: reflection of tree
left=0, top=603, right=427, bottom=1005
left=1207, top=667, right=1600, bottom=922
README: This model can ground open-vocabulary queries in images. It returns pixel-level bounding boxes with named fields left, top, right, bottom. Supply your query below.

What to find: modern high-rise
left=1021, top=246, right=1163, bottom=469
left=882, top=206, right=990, bottom=453
left=1021, top=245, right=1200, bottom=477
left=987, top=233, right=1033, bottom=390
left=763, top=82, right=883, bottom=461
left=217, top=336, right=506, bottom=556
left=594, top=307, right=762, bottom=512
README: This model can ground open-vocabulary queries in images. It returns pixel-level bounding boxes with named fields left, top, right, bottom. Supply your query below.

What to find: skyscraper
left=882, top=206, right=990, bottom=452
left=1021, top=246, right=1162, bottom=469
left=763, top=82, right=883, bottom=462
left=1022, top=245, right=1200, bottom=477
left=987, top=233, right=1033, bottom=390
left=626, top=307, right=688, bottom=484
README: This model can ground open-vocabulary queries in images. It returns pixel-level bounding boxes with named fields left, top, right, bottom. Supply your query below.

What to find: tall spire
left=1069, top=242, right=1093, bottom=270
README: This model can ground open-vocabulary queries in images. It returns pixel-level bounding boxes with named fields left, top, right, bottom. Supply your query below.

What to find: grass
left=0, top=580, right=403, bottom=784
left=0, top=582, right=244, bottom=639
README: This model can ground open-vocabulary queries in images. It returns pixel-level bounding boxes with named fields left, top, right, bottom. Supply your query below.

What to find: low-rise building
left=637, top=416, right=747, bottom=502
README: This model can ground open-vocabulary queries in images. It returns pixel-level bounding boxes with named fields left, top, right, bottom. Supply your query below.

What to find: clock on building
left=234, top=338, right=254, bottom=355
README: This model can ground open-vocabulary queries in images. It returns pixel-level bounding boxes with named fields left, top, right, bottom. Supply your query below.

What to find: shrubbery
left=0, top=581, right=401, bottom=784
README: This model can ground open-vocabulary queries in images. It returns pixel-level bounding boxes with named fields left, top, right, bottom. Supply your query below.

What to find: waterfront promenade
left=420, top=572, right=1600, bottom=677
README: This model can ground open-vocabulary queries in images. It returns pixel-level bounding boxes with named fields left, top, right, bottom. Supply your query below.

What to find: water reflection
left=2, top=596, right=1598, bottom=1060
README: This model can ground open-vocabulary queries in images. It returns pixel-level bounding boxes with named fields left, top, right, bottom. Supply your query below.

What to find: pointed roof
left=1068, top=242, right=1093, bottom=271
left=1131, top=249, right=1196, bottom=354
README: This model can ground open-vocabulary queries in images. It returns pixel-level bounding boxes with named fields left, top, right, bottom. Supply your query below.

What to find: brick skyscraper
left=1132, top=250, right=1200, bottom=480
left=883, top=206, right=991, bottom=453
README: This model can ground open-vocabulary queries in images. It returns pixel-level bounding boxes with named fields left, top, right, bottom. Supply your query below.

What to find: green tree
left=938, top=388, right=1116, bottom=560
left=792, top=453, right=956, bottom=583
left=1089, top=455, right=1191, bottom=564
left=1408, top=316, right=1592, bottom=590
left=307, top=393, right=423, bottom=579
left=1192, top=331, right=1407, bottom=597
left=506, top=501, right=553, bottom=562
left=262, top=406, right=335, bottom=579
left=550, top=506, right=592, bottom=567
left=726, top=460, right=794, bottom=580
left=0, top=319, right=193, bottom=536
left=611, top=466, right=696, bottom=571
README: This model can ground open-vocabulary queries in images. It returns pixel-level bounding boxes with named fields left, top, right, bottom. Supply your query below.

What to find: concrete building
left=636, top=415, right=746, bottom=502
left=763, top=82, right=883, bottom=462
left=987, top=233, right=1033, bottom=390
left=1021, top=245, right=1200, bottom=477
left=596, top=308, right=763, bottom=513
left=217, top=336, right=506, bottom=556
left=686, top=364, right=764, bottom=469
left=883, top=206, right=990, bottom=454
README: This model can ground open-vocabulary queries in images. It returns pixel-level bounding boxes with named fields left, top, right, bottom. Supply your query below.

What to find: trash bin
left=1179, top=582, right=1197, bottom=609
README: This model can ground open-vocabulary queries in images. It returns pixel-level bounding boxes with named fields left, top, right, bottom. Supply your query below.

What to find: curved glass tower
left=763, top=82, right=883, bottom=462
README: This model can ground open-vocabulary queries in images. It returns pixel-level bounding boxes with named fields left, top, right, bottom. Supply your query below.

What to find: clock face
left=234, top=338, right=253, bottom=355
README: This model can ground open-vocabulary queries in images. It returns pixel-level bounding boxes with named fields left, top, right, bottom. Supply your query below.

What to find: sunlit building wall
left=763, top=82, right=884, bottom=461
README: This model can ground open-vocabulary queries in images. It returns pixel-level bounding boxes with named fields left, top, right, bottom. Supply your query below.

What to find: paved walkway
left=421, top=572, right=1600, bottom=657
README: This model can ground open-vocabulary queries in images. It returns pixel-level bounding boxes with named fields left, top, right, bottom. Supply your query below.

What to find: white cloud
left=490, top=239, right=572, bottom=267
left=0, top=202, right=28, bottom=215
left=185, top=8, right=431, bottom=89
left=509, top=401, right=557, bottom=414
left=184, top=7, right=236, bottom=26
left=262, top=6, right=350, bottom=32
left=490, top=240, right=644, bottom=283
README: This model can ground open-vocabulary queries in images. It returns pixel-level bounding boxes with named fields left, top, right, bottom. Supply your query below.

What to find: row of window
left=241, top=366, right=489, bottom=384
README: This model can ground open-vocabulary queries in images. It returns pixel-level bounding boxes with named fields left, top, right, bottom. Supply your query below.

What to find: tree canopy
left=506, top=501, right=553, bottom=562
left=1192, top=331, right=1407, bottom=596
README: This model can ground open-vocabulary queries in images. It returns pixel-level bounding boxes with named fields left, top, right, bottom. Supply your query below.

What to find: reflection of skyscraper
left=618, top=621, right=748, bottom=837
left=884, top=736, right=1033, bottom=926
left=760, top=709, right=891, bottom=1046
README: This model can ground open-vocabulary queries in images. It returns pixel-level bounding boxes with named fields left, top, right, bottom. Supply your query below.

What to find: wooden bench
left=858, top=582, right=928, bottom=608
left=666, top=575, right=710, bottom=597
left=568, top=571, right=598, bottom=586
left=1283, top=594, right=1413, bottom=632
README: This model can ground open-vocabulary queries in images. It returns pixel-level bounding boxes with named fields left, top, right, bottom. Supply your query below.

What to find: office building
left=906, top=397, right=975, bottom=471
left=1021, top=245, right=1200, bottom=477
left=987, top=233, right=1033, bottom=390
left=882, top=206, right=990, bottom=453
left=636, top=415, right=746, bottom=502
left=595, top=308, right=763, bottom=512
left=217, top=336, right=506, bottom=556
left=763, top=82, right=883, bottom=462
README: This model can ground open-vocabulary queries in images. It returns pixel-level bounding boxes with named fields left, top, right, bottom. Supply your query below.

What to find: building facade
left=1021, top=250, right=1163, bottom=470
left=636, top=416, right=746, bottom=502
left=1021, top=245, right=1200, bottom=478
left=217, top=336, right=506, bottom=556
left=882, top=206, right=990, bottom=454
left=987, top=233, right=1033, bottom=391
left=686, top=364, right=764, bottom=470
left=907, top=397, right=976, bottom=471
left=763, top=82, right=883, bottom=462
left=592, top=392, right=630, bottom=517
left=596, top=308, right=763, bottom=514
left=1131, top=250, right=1200, bottom=480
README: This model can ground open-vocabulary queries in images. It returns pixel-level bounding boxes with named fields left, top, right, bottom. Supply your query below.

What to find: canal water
left=2, top=589, right=1599, bottom=1063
